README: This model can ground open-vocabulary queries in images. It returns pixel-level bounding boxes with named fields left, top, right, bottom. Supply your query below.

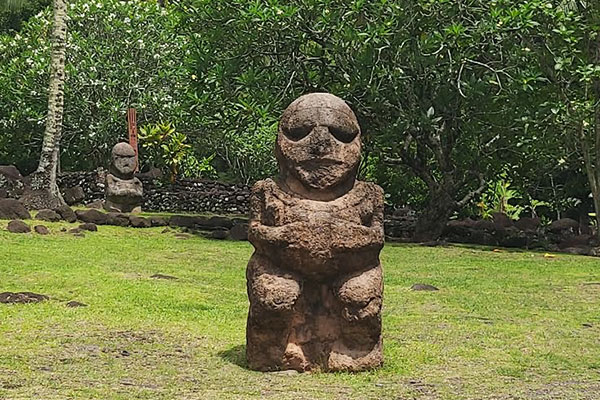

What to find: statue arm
left=247, top=181, right=299, bottom=248
left=329, top=184, right=385, bottom=251
left=370, top=184, right=385, bottom=241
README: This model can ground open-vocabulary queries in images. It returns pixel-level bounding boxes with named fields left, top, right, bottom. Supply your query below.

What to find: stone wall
left=58, top=170, right=251, bottom=215
left=3, top=165, right=598, bottom=256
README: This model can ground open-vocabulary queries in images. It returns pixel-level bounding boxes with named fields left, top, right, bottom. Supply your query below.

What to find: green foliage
left=1, top=0, right=599, bottom=224
left=478, top=178, right=524, bottom=220
left=179, top=0, right=549, bottom=217
left=494, top=0, right=600, bottom=227
left=525, top=198, right=550, bottom=219
left=0, top=0, right=189, bottom=173
left=139, top=121, right=216, bottom=181
left=0, top=0, right=50, bottom=34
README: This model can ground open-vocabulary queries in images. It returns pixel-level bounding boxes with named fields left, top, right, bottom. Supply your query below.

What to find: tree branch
left=456, top=173, right=486, bottom=208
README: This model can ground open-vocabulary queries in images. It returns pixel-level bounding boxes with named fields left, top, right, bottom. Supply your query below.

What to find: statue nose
left=309, top=126, right=333, bottom=155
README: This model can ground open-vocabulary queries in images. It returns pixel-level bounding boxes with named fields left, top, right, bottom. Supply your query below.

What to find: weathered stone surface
left=548, top=218, right=579, bottom=234
left=246, top=93, right=384, bottom=373
left=558, top=234, right=592, bottom=249
left=473, top=219, right=496, bottom=232
left=78, top=223, right=98, bottom=232
left=35, top=209, right=61, bottom=222
left=562, top=246, right=591, bottom=256
left=149, top=216, right=168, bottom=227
left=86, top=200, right=104, bottom=209
left=230, top=222, right=249, bottom=241
left=129, top=215, right=151, bottom=228
left=169, top=215, right=200, bottom=228
left=136, top=166, right=163, bottom=180
left=492, top=212, right=513, bottom=228
left=34, top=225, right=50, bottom=235
left=384, top=207, right=417, bottom=240
left=206, top=216, right=234, bottom=229
left=104, top=143, right=143, bottom=213
left=59, top=170, right=252, bottom=215
left=62, top=185, right=85, bottom=205
left=169, top=215, right=194, bottom=228
left=0, top=199, right=31, bottom=220
left=7, top=220, right=30, bottom=233
left=0, top=165, right=23, bottom=182
left=209, top=228, right=229, bottom=239
left=498, top=226, right=529, bottom=248
left=107, top=212, right=130, bottom=227
left=514, top=217, right=540, bottom=232
left=75, top=209, right=109, bottom=225
left=54, top=205, right=77, bottom=223
left=0, top=165, right=25, bottom=198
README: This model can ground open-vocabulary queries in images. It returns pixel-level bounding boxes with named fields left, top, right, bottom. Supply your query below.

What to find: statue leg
left=246, top=253, right=304, bottom=371
left=329, top=264, right=383, bottom=371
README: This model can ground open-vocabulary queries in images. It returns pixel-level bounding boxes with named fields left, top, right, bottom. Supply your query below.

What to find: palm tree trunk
left=21, top=0, right=67, bottom=209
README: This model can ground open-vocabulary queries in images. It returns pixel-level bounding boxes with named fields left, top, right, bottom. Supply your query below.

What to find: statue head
left=110, top=142, right=137, bottom=178
left=276, top=93, right=361, bottom=199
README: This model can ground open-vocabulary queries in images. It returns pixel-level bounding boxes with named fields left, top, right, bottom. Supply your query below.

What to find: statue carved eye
left=283, top=124, right=312, bottom=141
left=329, top=126, right=357, bottom=143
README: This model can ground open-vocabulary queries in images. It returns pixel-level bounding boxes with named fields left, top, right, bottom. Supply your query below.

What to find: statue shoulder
left=354, top=180, right=384, bottom=199
left=251, top=178, right=281, bottom=197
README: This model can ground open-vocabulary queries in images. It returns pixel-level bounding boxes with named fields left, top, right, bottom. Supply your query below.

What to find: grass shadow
left=218, top=344, right=248, bottom=369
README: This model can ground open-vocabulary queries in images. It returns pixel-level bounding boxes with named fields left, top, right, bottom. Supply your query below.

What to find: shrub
left=0, top=0, right=190, bottom=173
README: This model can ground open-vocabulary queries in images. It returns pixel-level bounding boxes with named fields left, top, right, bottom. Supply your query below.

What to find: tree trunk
left=587, top=16, right=600, bottom=240
left=413, top=190, right=456, bottom=242
left=20, top=0, right=67, bottom=209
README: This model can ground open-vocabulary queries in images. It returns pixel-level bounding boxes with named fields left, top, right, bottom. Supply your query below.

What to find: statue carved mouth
left=298, top=159, right=344, bottom=170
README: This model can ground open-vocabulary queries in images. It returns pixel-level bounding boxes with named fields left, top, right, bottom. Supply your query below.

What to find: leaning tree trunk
left=20, top=0, right=68, bottom=209
left=413, top=189, right=456, bottom=242
left=579, top=17, right=600, bottom=241
left=593, top=25, right=600, bottom=240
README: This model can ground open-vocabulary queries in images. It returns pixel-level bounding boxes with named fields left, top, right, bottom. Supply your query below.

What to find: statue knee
left=336, top=266, right=383, bottom=321
left=249, top=268, right=301, bottom=312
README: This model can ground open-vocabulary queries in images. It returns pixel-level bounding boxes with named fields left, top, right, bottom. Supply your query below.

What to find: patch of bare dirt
left=150, top=274, right=178, bottom=280
left=0, top=292, right=48, bottom=304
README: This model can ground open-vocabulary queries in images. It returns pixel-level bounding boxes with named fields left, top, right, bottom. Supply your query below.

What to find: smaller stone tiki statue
left=104, top=142, right=143, bottom=213
left=246, top=93, right=384, bottom=372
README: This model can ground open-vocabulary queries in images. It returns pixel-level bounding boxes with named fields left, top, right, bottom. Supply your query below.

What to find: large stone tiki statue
left=104, top=143, right=143, bottom=213
left=246, top=93, right=384, bottom=372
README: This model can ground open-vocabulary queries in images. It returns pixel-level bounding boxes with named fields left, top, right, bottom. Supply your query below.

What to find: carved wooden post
left=127, top=108, right=139, bottom=172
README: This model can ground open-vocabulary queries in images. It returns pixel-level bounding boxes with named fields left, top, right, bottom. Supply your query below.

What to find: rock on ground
left=35, top=209, right=61, bottom=222
left=107, top=212, right=130, bottom=227
left=54, top=205, right=77, bottom=223
left=0, top=199, right=31, bottom=220
left=209, top=229, right=229, bottom=240
left=79, top=223, right=98, bottom=232
left=34, top=225, right=50, bottom=235
left=76, top=209, right=109, bottom=225
left=411, top=283, right=439, bottom=291
left=129, top=216, right=151, bottom=228
left=62, top=185, right=85, bottom=205
left=230, top=223, right=249, bottom=241
left=7, top=220, right=30, bottom=233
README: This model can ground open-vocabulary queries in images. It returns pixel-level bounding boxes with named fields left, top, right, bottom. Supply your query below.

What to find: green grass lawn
left=1, top=220, right=599, bottom=399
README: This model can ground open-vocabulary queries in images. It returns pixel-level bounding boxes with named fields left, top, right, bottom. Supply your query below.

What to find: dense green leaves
left=1, top=0, right=599, bottom=232
left=0, top=0, right=189, bottom=173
